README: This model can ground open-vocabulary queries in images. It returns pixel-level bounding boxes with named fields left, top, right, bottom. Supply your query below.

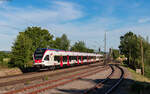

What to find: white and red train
left=33, top=48, right=103, bottom=69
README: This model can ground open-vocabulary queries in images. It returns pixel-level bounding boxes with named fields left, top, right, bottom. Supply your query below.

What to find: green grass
left=128, top=68, right=150, bottom=82
left=0, top=58, right=11, bottom=68
left=0, top=62, right=9, bottom=69
left=42, top=75, right=49, bottom=81
left=128, top=67, right=150, bottom=94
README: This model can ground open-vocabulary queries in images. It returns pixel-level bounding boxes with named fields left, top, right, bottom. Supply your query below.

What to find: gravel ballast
left=42, top=66, right=112, bottom=94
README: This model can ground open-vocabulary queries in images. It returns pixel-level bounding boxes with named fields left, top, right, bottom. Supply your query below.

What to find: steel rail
left=27, top=66, right=110, bottom=94
left=104, top=65, right=124, bottom=94
left=84, top=64, right=124, bottom=94
left=84, top=65, right=114, bottom=94
left=0, top=62, right=102, bottom=87
left=4, top=65, right=109, bottom=94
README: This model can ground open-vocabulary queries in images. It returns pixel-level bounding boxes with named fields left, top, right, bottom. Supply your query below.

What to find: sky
left=0, top=0, right=150, bottom=51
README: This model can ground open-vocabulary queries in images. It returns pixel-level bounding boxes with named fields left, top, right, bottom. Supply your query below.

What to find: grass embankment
left=0, top=58, right=23, bottom=77
left=0, top=66, right=22, bottom=77
left=128, top=68, right=150, bottom=94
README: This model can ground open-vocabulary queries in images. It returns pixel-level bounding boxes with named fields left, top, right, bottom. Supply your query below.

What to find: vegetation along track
left=84, top=64, right=124, bottom=94
left=0, top=62, right=103, bottom=87
left=4, top=63, right=109, bottom=94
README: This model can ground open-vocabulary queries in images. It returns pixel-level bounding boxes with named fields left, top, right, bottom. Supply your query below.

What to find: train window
left=72, top=56, right=74, bottom=60
left=63, top=56, right=67, bottom=62
left=69, top=56, right=72, bottom=61
left=79, top=56, right=81, bottom=60
left=54, top=56, right=60, bottom=62
left=83, top=56, right=86, bottom=60
left=44, top=55, right=49, bottom=61
left=75, top=56, right=77, bottom=60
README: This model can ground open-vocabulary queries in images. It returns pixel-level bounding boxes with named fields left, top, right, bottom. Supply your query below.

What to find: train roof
left=36, top=48, right=102, bottom=56
left=36, top=48, right=64, bottom=51
left=37, top=48, right=96, bottom=53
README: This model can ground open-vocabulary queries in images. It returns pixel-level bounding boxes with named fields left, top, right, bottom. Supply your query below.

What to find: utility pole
left=141, top=39, right=144, bottom=75
left=129, top=48, right=131, bottom=65
left=104, top=31, right=107, bottom=65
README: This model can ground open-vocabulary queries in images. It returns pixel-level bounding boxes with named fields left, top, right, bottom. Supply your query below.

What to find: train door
left=49, top=54, right=54, bottom=65
left=44, top=55, right=50, bottom=66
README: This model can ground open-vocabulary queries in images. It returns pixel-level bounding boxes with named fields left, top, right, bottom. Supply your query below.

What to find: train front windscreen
left=34, top=49, right=46, bottom=60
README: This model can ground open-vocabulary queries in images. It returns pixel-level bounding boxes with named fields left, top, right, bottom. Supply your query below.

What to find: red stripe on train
left=35, top=60, right=42, bottom=63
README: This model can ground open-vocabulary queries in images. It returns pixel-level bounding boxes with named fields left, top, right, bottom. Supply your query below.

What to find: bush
left=112, top=49, right=120, bottom=59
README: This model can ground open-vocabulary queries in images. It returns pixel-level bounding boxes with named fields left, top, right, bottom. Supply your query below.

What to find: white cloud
left=0, top=0, right=10, bottom=7
left=0, top=1, right=84, bottom=51
left=138, top=18, right=150, bottom=23
left=0, top=1, right=83, bottom=25
left=43, top=17, right=121, bottom=51
left=0, top=1, right=150, bottom=51
left=0, top=1, right=84, bottom=32
left=108, top=24, right=150, bottom=49
left=47, top=18, right=150, bottom=51
left=0, top=0, right=4, bottom=4
left=52, top=1, right=83, bottom=20
left=0, top=33, right=16, bottom=51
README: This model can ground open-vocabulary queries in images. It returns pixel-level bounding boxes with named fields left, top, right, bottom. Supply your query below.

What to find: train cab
left=33, top=48, right=51, bottom=68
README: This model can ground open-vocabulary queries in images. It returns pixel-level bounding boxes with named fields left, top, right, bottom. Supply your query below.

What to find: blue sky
left=0, top=0, right=150, bottom=51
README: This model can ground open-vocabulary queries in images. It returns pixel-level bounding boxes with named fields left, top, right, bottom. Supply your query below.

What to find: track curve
left=84, top=64, right=124, bottom=94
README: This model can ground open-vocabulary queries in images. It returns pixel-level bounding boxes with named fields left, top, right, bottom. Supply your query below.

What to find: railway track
left=0, top=62, right=103, bottom=80
left=84, top=64, right=124, bottom=94
left=1, top=64, right=107, bottom=94
left=0, top=62, right=103, bottom=87
left=2, top=63, right=108, bottom=94
left=1, top=63, right=124, bottom=94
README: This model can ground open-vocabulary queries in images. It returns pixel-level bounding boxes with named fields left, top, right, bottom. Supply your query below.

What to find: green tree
left=71, top=41, right=88, bottom=52
left=53, top=34, right=70, bottom=50
left=112, top=49, right=120, bottom=59
left=53, top=37, right=61, bottom=49
left=119, top=31, right=141, bottom=68
left=11, top=32, right=32, bottom=68
left=60, top=34, right=70, bottom=51
left=0, top=52, right=6, bottom=62
left=0, top=51, right=10, bottom=63
left=86, top=48, right=94, bottom=53
left=10, top=26, right=54, bottom=68
left=24, top=27, right=54, bottom=54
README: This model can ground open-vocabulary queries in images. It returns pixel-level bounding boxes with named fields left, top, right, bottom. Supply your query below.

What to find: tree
left=60, top=34, right=70, bottom=51
left=71, top=41, right=90, bottom=52
left=10, top=26, right=54, bottom=68
left=86, top=48, right=94, bottom=53
left=53, top=37, right=61, bottom=49
left=0, top=51, right=10, bottom=62
left=24, top=27, right=54, bottom=53
left=119, top=31, right=141, bottom=68
left=53, top=34, right=70, bottom=50
left=112, top=49, right=120, bottom=59
left=11, top=32, right=32, bottom=68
